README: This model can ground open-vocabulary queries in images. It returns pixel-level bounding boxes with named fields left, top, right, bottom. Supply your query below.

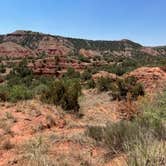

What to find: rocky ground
left=0, top=90, right=123, bottom=166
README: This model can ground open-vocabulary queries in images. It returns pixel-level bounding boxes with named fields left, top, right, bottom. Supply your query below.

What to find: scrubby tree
left=41, top=79, right=81, bottom=112
left=86, top=79, right=96, bottom=89
left=41, top=80, right=65, bottom=106
left=63, top=67, right=80, bottom=79
left=96, top=76, right=144, bottom=100
left=0, top=64, right=6, bottom=73
left=7, top=59, right=33, bottom=87
left=12, top=59, right=32, bottom=78
left=97, top=77, right=113, bottom=92
left=81, top=69, right=92, bottom=81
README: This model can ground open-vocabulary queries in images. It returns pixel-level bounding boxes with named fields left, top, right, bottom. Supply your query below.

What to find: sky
left=0, top=0, right=166, bottom=46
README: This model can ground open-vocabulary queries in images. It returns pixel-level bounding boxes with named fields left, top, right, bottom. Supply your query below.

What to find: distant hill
left=0, top=30, right=166, bottom=76
left=0, top=30, right=165, bottom=58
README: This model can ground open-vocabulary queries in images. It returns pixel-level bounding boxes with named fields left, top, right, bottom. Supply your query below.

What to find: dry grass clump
left=5, top=112, right=17, bottom=122
left=46, top=114, right=56, bottom=128
left=0, top=119, right=13, bottom=135
left=1, top=139, right=14, bottom=150
left=20, top=136, right=56, bottom=166
left=32, top=122, right=45, bottom=133
left=127, top=139, right=166, bottom=166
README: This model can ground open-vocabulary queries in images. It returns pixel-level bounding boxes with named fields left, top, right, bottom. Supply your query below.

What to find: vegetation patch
left=87, top=90, right=166, bottom=165
left=96, top=76, right=144, bottom=100
left=41, top=79, right=81, bottom=112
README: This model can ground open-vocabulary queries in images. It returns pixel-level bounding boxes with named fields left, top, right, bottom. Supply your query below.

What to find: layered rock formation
left=127, top=67, right=166, bottom=93
left=0, top=42, right=35, bottom=58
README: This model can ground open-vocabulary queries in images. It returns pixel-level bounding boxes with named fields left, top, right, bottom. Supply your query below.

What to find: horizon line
left=0, top=29, right=165, bottom=47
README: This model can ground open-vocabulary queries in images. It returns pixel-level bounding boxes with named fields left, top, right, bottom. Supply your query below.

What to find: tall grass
left=21, top=137, right=55, bottom=166
left=87, top=90, right=166, bottom=165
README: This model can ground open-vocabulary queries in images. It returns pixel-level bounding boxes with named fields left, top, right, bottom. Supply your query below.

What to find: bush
left=0, top=64, right=6, bottom=73
left=86, top=79, right=96, bottom=89
left=0, top=85, right=9, bottom=102
left=115, top=79, right=129, bottom=100
left=11, top=59, right=32, bottom=78
left=104, top=121, right=140, bottom=153
left=81, top=70, right=92, bottom=81
left=41, top=80, right=65, bottom=106
left=112, top=65, right=127, bottom=76
left=33, top=84, right=49, bottom=96
left=9, top=85, right=33, bottom=102
left=96, top=76, right=144, bottom=100
left=86, top=126, right=103, bottom=142
left=7, top=59, right=33, bottom=87
left=78, top=54, right=90, bottom=63
left=41, top=79, right=81, bottom=112
left=131, top=83, right=144, bottom=100
left=63, top=67, right=80, bottom=79
left=60, top=80, right=81, bottom=112
left=96, top=77, right=113, bottom=92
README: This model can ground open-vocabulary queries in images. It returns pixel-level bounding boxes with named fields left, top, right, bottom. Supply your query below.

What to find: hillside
left=0, top=30, right=166, bottom=58
left=0, top=30, right=166, bottom=77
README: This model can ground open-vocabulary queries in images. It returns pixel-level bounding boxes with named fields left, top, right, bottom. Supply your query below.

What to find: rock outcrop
left=92, top=71, right=118, bottom=81
left=0, top=42, right=35, bottom=58
left=79, top=48, right=100, bottom=57
left=127, top=67, right=166, bottom=93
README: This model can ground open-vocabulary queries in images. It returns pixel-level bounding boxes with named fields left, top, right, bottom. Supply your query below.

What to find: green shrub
left=0, top=84, right=33, bottom=103
left=60, top=79, right=81, bottom=112
left=33, top=84, right=48, bottom=96
left=81, top=70, right=92, bottom=81
left=112, top=77, right=139, bottom=100
left=9, top=85, right=33, bottom=102
left=96, top=77, right=113, bottom=92
left=78, top=54, right=90, bottom=63
left=87, top=121, right=140, bottom=153
left=41, top=79, right=81, bottom=112
left=0, top=64, right=6, bottom=73
left=31, top=76, right=54, bottom=88
left=86, top=126, right=104, bottom=142
left=11, top=59, right=32, bottom=78
left=60, top=80, right=81, bottom=112
left=86, top=79, right=96, bottom=89
left=115, top=78, right=129, bottom=100
left=96, top=76, right=144, bottom=100
left=63, top=67, right=80, bottom=79
left=112, top=65, right=127, bottom=76
left=41, top=80, right=65, bottom=106
left=7, top=59, right=33, bottom=87
left=0, top=85, right=9, bottom=102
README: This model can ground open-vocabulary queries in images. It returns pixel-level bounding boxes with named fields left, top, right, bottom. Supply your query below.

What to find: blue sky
left=0, top=0, right=166, bottom=46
